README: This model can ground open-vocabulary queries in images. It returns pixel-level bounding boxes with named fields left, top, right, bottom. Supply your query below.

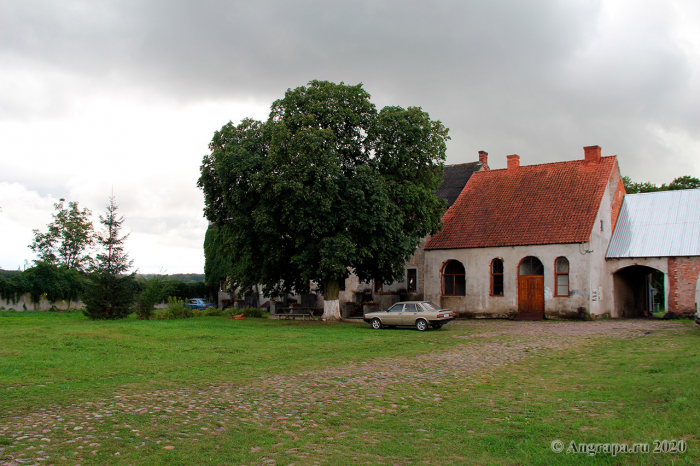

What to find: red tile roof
left=424, top=156, right=617, bottom=250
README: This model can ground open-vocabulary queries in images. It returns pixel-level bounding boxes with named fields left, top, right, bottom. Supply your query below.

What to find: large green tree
left=198, top=80, right=448, bottom=320
left=30, top=199, right=94, bottom=271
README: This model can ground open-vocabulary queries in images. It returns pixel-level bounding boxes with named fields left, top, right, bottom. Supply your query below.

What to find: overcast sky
left=1, top=0, right=699, bottom=273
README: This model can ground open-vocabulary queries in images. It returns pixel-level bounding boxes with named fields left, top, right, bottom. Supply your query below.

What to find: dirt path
left=0, top=320, right=687, bottom=465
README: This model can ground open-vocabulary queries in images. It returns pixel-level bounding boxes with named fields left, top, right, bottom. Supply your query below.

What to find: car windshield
left=421, top=302, right=441, bottom=311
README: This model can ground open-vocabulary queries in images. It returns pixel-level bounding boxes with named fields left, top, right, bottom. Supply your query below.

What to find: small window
left=555, top=257, right=570, bottom=297
left=407, top=269, right=417, bottom=292
left=442, top=260, right=466, bottom=296
left=491, top=259, right=504, bottom=296
left=404, top=303, right=417, bottom=312
left=387, top=304, right=404, bottom=312
left=374, top=279, right=383, bottom=292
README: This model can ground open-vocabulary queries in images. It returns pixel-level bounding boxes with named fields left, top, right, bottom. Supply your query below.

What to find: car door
left=383, top=303, right=404, bottom=325
left=401, top=303, right=419, bottom=325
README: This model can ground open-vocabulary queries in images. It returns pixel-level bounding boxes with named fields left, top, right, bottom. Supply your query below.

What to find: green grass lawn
left=1, top=311, right=699, bottom=465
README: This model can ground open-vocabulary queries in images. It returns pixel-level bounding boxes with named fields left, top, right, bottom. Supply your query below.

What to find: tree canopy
left=30, top=199, right=94, bottom=271
left=623, top=175, right=700, bottom=194
left=198, top=81, right=449, bottom=312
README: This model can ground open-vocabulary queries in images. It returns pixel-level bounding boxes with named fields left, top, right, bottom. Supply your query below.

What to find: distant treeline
left=1, top=265, right=212, bottom=306
left=137, top=273, right=205, bottom=283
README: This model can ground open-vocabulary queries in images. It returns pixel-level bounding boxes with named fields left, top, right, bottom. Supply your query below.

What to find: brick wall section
left=668, top=257, right=700, bottom=315
left=608, top=159, right=626, bottom=232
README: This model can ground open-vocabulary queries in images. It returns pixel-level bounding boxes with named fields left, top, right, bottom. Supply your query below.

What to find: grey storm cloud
left=1, top=0, right=699, bottom=179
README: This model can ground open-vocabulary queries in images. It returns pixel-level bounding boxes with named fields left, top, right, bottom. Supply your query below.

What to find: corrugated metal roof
left=606, top=189, right=700, bottom=258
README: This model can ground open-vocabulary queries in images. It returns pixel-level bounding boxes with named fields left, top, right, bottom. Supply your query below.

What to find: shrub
left=82, top=272, right=136, bottom=320
left=151, top=308, right=172, bottom=320
left=136, top=275, right=169, bottom=320
left=166, top=297, right=192, bottom=319
left=242, top=307, right=265, bottom=318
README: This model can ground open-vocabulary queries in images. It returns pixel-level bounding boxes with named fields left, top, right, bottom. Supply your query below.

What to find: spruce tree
left=82, top=196, right=137, bottom=319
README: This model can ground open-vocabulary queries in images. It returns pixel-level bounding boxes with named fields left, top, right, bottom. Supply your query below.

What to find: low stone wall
left=0, top=294, right=84, bottom=311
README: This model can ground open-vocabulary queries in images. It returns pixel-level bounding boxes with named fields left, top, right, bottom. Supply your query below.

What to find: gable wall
left=608, top=158, right=627, bottom=232
left=587, top=165, right=621, bottom=317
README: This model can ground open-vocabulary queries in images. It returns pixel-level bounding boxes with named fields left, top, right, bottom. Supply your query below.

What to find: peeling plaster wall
left=587, top=173, right=619, bottom=318
left=1, top=294, right=83, bottom=311
left=423, top=242, right=605, bottom=319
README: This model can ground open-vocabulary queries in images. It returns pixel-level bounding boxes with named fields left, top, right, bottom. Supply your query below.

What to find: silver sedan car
left=363, top=301, right=455, bottom=331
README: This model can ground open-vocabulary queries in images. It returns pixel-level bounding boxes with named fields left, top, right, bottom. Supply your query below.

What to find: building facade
left=423, top=146, right=626, bottom=319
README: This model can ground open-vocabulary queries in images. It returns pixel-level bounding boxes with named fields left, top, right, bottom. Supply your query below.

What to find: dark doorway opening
left=613, top=266, right=664, bottom=317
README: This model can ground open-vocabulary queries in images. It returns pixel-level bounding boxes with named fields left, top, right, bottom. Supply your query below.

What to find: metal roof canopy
left=606, top=189, right=700, bottom=258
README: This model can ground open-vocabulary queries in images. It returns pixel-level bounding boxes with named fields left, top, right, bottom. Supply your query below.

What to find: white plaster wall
left=424, top=242, right=596, bottom=318
left=587, top=177, right=617, bottom=317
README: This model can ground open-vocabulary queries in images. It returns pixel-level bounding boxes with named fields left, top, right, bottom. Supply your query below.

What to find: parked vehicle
left=186, top=298, right=214, bottom=310
left=363, top=301, right=455, bottom=331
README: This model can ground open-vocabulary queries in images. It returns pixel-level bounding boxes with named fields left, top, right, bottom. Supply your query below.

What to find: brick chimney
left=478, top=150, right=488, bottom=167
left=506, top=154, right=520, bottom=170
left=584, top=145, right=601, bottom=164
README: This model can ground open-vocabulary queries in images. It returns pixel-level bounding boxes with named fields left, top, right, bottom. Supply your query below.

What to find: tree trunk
left=322, top=279, right=341, bottom=321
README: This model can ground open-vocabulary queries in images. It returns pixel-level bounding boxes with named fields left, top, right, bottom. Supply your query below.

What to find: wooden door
left=518, top=276, right=545, bottom=313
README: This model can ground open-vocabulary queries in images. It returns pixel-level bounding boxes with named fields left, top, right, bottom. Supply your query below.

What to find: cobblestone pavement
left=0, top=319, right=688, bottom=465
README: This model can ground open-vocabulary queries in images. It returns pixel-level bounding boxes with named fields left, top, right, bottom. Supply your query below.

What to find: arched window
left=555, top=257, right=570, bottom=297
left=442, top=260, right=466, bottom=296
left=519, top=256, right=544, bottom=276
left=491, top=259, right=504, bottom=296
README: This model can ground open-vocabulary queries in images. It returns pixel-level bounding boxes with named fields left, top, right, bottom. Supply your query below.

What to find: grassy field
left=1, top=310, right=699, bottom=465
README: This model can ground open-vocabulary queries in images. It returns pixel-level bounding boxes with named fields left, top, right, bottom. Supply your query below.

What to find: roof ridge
left=445, top=161, right=482, bottom=167
left=481, top=155, right=616, bottom=172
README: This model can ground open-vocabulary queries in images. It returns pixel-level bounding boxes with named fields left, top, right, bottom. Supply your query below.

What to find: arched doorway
left=517, top=256, right=544, bottom=320
left=612, top=265, right=664, bottom=317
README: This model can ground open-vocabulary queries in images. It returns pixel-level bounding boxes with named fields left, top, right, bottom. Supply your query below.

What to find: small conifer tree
left=82, top=195, right=137, bottom=319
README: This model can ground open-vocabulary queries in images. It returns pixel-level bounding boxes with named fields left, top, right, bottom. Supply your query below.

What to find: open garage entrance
left=613, top=265, right=665, bottom=317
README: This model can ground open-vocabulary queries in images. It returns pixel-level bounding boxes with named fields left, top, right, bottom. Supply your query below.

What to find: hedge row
left=0, top=264, right=215, bottom=306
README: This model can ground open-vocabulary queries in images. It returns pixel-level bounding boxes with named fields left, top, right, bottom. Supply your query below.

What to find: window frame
left=406, top=268, right=418, bottom=293
left=490, top=258, right=504, bottom=297
left=441, top=260, right=466, bottom=296
left=554, top=256, right=570, bottom=297
left=387, top=303, right=404, bottom=312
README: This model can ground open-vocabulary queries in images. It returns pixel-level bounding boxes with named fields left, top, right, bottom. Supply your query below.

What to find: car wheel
left=371, top=318, right=383, bottom=330
left=416, top=319, right=429, bottom=331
